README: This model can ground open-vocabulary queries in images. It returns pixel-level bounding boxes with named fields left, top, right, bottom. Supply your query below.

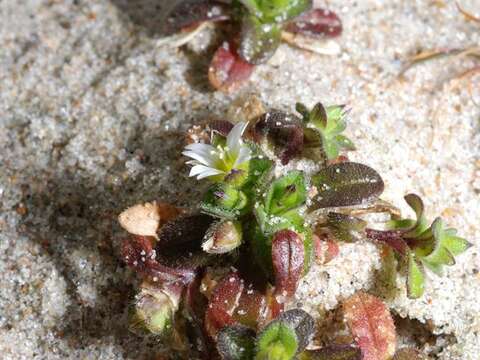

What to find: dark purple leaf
left=272, top=230, right=305, bottom=298
left=121, top=236, right=196, bottom=283
left=254, top=111, right=304, bottom=164
left=217, top=325, right=256, bottom=360
left=157, top=213, right=214, bottom=250
left=208, top=42, right=255, bottom=93
left=285, top=8, right=342, bottom=38
left=208, top=120, right=234, bottom=137
left=311, top=162, right=384, bottom=209
left=164, top=0, right=230, bottom=34
left=365, top=228, right=409, bottom=256
left=276, top=308, right=316, bottom=352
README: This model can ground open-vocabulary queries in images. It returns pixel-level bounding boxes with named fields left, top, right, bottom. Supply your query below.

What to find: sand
left=0, top=0, right=479, bottom=359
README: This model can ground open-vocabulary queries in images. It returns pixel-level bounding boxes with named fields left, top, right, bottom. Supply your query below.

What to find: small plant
left=117, top=99, right=470, bottom=359
left=366, top=194, right=471, bottom=298
left=161, top=0, right=342, bottom=92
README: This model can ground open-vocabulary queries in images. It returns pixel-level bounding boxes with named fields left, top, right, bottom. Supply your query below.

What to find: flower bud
left=202, top=220, right=242, bottom=254
left=131, top=283, right=181, bottom=336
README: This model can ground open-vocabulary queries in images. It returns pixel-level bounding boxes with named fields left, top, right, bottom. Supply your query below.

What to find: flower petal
left=189, top=165, right=223, bottom=179
left=183, top=150, right=216, bottom=166
left=234, top=146, right=252, bottom=167
left=227, top=122, right=248, bottom=155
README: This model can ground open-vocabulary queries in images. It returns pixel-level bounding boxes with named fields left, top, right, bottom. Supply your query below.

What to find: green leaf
left=303, top=128, right=322, bottom=148
left=245, top=155, right=273, bottom=188
left=239, top=15, right=282, bottom=65
left=255, top=321, right=298, bottom=360
left=322, top=133, right=340, bottom=160
left=265, top=171, right=307, bottom=215
left=256, top=309, right=315, bottom=360
left=421, top=218, right=455, bottom=266
left=217, top=325, right=256, bottom=360
left=295, top=102, right=310, bottom=122
left=403, top=194, right=429, bottom=237
left=334, top=134, right=356, bottom=151
left=309, top=102, right=327, bottom=129
left=442, top=228, right=471, bottom=256
left=311, top=162, right=384, bottom=209
left=407, top=252, right=425, bottom=299
left=252, top=0, right=312, bottom=23
left=201, top=184, right=248, bottom=219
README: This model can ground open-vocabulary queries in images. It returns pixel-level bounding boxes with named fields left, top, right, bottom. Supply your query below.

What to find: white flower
left=183, top=122, right=252, bottom=180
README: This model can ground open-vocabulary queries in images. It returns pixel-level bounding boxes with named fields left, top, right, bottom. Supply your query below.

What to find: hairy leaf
left=285, top=8, right=342, bottom=38
left=209, top=42, right=255, bottom=93
left=254, top=111, right=304, bottom=164
left=272, top=230, right=305, bottom=298
left=407, top=252, right=425, bottom=299
left=265, top=171, right=307, bottom=215
left=256, top=309, right=315, bottom=359
left=239, top=15, right=282, bottom=65
left=326, top=212, right=367, bottom=243
left=365, top=229, right=409, bottom=256
left=201, top=184, right=249, bottom=219
left=205, top=272, right=244, bottom=337
left=311, top=162, right=384, bottom=209
left=217, top=325, right=256, bottom=360
left=158, top=214, right=214, bottom=250
left=164, top=0, right=230, bottom=34
left=343, top=292, right=396, bottom=360
left=241, top=0, right=312, bottom=23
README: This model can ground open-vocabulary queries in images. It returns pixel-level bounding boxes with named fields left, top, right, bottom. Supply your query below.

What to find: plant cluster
left=118, top=100, right=470, bottom=359
left=161, top=0, right=342, bottom=92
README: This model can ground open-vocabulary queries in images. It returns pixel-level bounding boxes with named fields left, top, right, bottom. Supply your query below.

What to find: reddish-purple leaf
left=313, top=233, right=340, bottom=264
left=205, top=271, right=244, bottom=338
left=343, top=292, right=397, bottom=360
left=208, top=42, right=255, bottom=93
left=365, top=228, right=409, bottom=256
left=164, top=0, right=230, bottom=34
left=285, top=8, right=342, bottom=38
left=254, top=111, right=304, bottom=164
left=272, top=230, right=305, bottom=298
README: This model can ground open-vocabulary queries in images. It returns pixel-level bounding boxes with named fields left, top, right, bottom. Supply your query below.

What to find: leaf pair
left=366, top=194, right=471, bottom=298
left=297, top=102, right=355, bottom=161
left=217, top=308, right=315, bottom=360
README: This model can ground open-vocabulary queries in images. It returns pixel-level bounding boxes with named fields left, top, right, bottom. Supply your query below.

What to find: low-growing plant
left=160, top=0, right=343, bottom=92
left=118, top=99, right=470, bottom=359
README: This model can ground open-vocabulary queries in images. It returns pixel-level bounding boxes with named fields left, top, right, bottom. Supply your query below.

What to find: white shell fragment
left=118, top=202, right=161, bottom=237
left=281, top=31, right=341, bottom=56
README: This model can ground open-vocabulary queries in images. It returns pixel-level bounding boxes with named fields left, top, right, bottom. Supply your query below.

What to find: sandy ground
left=0, top=0, right=479, bottom=359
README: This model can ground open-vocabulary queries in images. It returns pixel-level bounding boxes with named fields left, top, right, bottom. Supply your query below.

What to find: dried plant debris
left=161, top=0, right=343, bottom=92
left=400, top=3, right=480, bottom=80
left=117, top=100, right=470, bottom=359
